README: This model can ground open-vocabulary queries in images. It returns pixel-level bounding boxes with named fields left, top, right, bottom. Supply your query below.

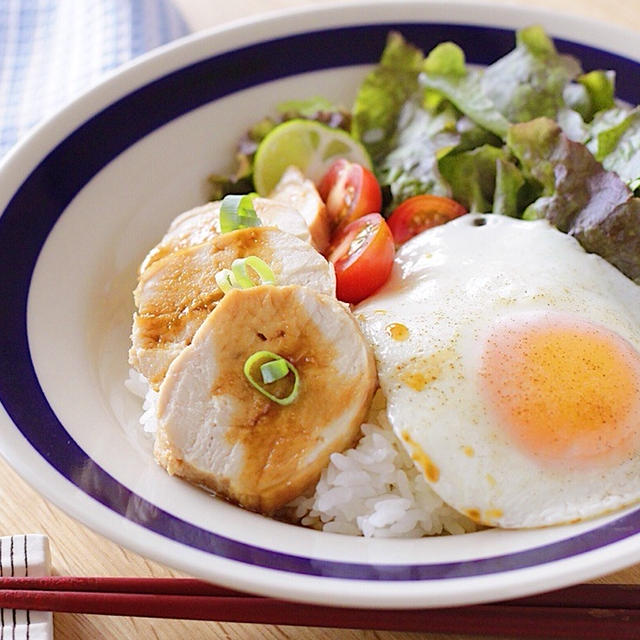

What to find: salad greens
left=350, top=31, right=425, bottom=161
left=211, top=26, right=640, bottom=284
left=506, top=118, right=630, bottom=230
left=352, top=27, right=634, bottom=209
left=351, top=26, right=640, bottom=283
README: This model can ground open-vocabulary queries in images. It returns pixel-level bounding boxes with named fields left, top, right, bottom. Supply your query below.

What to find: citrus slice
left=252, top=119, right=372, bottom=196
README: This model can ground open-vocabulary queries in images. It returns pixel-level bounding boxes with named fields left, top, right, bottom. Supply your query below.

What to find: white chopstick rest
left=1, top=535, right=52, bottom=640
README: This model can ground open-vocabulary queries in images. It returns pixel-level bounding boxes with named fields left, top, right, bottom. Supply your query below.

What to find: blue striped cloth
left=0, top=0, right=189, bottom=158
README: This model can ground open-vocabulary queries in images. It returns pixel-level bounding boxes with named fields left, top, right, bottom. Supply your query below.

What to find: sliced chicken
left=139, top=198, right=312, bottom=273
left=129, top=227, right=336, bottom=389
left=154, top=284, right=377, bottom=514
left=269, top=166, right=331, bottom=254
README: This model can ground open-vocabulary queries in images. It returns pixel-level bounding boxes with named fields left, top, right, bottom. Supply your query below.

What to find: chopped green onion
left=260, top=358, right=289, bottom=384
left=215, top=256, right=276, bottom=293
left=215, top=268, right=237, bottom=293
left=243, top=350, right=300, bottom=406
left=231, top=256, right=276, bottom=288
left=219, top=193, right=261, bottom=232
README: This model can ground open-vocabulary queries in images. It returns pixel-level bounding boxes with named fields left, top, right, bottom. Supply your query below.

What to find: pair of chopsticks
left=0, top=577, right=638, bottom=638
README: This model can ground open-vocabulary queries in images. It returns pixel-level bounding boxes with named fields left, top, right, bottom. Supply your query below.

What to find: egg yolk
left=479, top=313, right=640, bottom=465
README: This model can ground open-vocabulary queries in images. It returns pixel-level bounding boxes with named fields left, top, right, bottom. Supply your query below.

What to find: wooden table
left=2, top=0, right=640, bottom=637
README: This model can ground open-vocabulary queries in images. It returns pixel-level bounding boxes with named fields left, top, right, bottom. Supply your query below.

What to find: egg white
left=355, top=214, right=640, bottom=528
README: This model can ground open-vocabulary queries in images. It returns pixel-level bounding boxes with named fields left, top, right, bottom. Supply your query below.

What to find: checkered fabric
left=0, top=0, right=189, bottom=158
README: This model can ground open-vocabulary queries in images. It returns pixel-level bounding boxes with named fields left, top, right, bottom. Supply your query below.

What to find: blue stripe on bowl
left=1, top=22, right=640, bottom=581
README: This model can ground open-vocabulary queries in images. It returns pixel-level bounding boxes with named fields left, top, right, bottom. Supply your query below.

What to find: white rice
left=126, top=370, right=477, bottom=537
left=124, top=370, right=159, bottom=434
left=288, top=392, right=477, bottom=537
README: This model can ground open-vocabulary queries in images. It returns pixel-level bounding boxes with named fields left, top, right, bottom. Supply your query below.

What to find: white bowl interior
left=26, top=63, right=638, bottom=565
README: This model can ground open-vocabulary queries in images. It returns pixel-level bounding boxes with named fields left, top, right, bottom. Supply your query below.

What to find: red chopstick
left=0, top=576, right=248, bottom=597
left=0, top=578, right=638, bottom=638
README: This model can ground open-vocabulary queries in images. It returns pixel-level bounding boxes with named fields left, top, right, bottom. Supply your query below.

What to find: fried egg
left=355, top=214, right=640, bottom=528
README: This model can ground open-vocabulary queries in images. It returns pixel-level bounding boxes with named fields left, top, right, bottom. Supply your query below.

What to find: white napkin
left=0, top=0, right=190, bottom=158
left=1, top=534, right=52, bottom=640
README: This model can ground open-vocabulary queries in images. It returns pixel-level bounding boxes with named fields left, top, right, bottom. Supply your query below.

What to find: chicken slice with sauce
left=129, top=227, right=336, bottom=389
left=154, top=284, right=377, bottom=515
left=269, top=166, right=331, bottom=254
left=139, top=197, right=312, bottom=273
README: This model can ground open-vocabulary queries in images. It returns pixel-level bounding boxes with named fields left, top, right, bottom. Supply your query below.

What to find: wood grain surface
left=3, top=0, right=640, bottom=638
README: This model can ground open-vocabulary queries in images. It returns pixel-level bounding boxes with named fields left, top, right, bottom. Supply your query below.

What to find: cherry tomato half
left=327, top=213, right=394, bottom=304
left=387, top=194, right=467, bottom=245
left=318, top=159, right=382, bottom=232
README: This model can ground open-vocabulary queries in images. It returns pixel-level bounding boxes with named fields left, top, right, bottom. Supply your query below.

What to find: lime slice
left=253, top=119, right=372, bottom=195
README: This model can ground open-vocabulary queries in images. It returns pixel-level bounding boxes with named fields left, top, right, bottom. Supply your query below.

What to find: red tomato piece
left=327, top=213, right=394, bottom=304
left=318, top=159, right=382, bottom=232
left=387, top=194, right=467, bottom=245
